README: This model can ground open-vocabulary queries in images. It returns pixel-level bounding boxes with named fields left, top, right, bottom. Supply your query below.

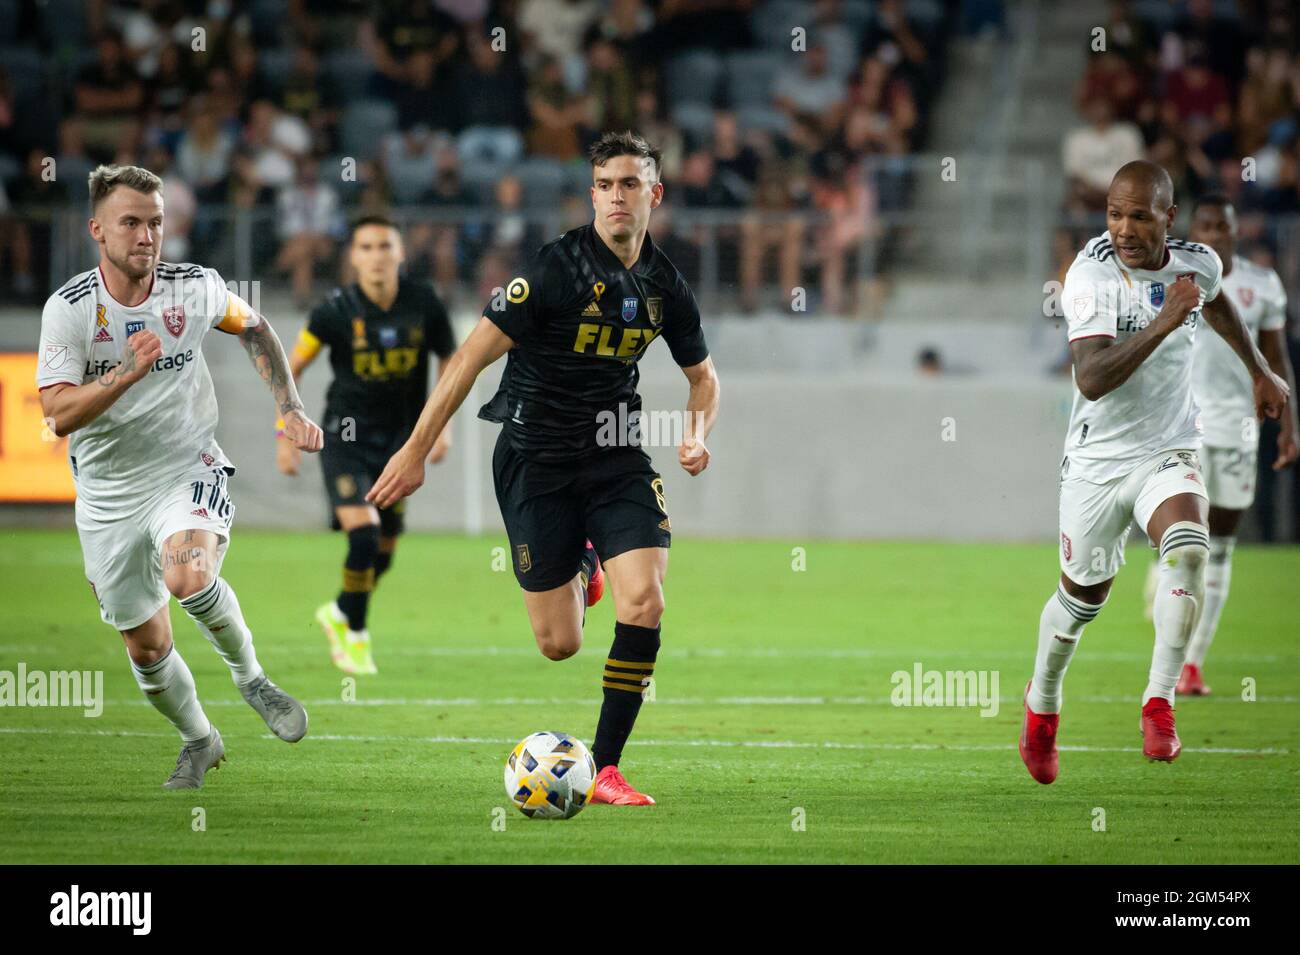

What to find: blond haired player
left=37, top=165, right=324, bottom=789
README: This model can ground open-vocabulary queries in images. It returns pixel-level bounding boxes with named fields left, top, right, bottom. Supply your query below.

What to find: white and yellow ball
left=504, top=732, right=597, bottom=819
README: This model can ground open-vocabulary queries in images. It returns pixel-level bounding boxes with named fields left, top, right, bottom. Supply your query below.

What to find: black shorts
left=320, top=432, right=408, bottom=536
left=492, top=430, right=672, bottom=591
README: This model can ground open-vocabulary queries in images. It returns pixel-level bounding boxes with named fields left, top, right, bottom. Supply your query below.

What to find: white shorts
left=76, top=467, right=236, bottom=630
left=1058, top=448, right=1208, bottom=586
left=1202, top=444, right=1257, bottom=511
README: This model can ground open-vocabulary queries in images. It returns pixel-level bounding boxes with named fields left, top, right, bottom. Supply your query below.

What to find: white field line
left=0, top=725, right=1289, bottom=756
left=0, top=644, right=1289, bottom=665
left=102, top=694, right=1300, bottom=707
left=264, top=646, right=1290, bottom=664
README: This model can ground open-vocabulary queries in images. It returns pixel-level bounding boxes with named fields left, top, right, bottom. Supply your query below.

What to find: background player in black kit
left=369, top=131, right=721, bottom=805
left=277, top=216, right=456, bottom=674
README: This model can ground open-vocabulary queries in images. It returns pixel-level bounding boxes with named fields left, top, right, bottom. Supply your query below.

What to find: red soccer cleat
left=1141, top=697, right=1181, bottom=762
left=591, top=765, right=655, bottom=805
left=583, top=540, right=604, bottom=608
left=1019, top=681, right=1060, bottom=785
left=1176, top=662, right=1210, bottom=696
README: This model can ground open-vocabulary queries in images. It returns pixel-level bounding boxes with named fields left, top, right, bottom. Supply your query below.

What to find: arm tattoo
left=98, top=346, right=136, bottom=388
left=238, top=312, right=305, bottom=417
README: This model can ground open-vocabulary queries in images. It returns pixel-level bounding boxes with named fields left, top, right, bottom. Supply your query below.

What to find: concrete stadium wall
left=2, top=311, right=1084, bottom=541
left=198, top=319, right=1074, bottom=542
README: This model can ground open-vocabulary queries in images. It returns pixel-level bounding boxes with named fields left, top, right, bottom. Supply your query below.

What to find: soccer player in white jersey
left=1019, top=161, right=1290, bottom=784
left=1168, top=195, right=1296, bottom=695
left=37, top=165, right=324, bottom=789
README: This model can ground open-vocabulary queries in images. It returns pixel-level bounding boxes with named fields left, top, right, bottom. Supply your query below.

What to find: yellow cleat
left=315, top=602, right=355, bottom=674
left=345, top=630, right=378, bottom=675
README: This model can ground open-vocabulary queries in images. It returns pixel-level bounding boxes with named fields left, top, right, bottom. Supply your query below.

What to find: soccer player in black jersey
left=369, top=131, right=721, bottom=805
left=277, top=215, right=457, bottom=674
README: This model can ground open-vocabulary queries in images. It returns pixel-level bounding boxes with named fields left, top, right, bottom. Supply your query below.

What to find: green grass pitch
left=1, top=528, right=1296, bottom=863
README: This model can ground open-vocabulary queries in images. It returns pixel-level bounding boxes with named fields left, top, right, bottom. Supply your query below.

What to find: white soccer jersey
left=1192, top=255, right=1287, bottom=449
left=37, top=263, right=237, bottom=513
left=1061, top=233, right=1223, bottom=483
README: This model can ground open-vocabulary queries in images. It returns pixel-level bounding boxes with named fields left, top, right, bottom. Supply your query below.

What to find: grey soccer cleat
left=163, top=727, right=226, bottom=790
left=240, top=675, right=308, bottom=742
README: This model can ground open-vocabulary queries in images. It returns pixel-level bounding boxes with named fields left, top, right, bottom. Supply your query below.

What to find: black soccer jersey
left=478, top=222, right=709, bottom=461
left=307, top=279, right=456, bottom=441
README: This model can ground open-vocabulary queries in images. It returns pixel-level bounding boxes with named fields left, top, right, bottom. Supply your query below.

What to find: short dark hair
left=349, top=214, right=399, bottom=242
left=588, top=130, right=662, bottom=183
left=1192, top=193, right=1233, bottom=216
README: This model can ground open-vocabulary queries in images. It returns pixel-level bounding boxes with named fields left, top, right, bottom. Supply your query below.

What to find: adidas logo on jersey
left=191, top=507, right=210, bottom=518
left=93, top=327, right=113, bottom=343
left=582, top=301, right=602, bottom=316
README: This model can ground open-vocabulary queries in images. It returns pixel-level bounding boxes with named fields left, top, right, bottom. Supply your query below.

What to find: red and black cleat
left=583, top=540, right=604, bottom=608
left=1176, top=662, right=1210, bottom=697
left=1141, top=697, right=1181, bottom=762
left=1019, top=681, right=1060, bottom=785
left=591, top=765, right=655, bottom=805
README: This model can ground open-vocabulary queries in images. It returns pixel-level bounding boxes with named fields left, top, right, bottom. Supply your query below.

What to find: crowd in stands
left=0, top=0, right=978, bottom=313
left=1059, top=0, right=1300, bottom=274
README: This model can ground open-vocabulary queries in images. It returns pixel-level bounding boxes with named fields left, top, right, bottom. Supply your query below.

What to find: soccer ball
left=504, top=731, right=597, bottom=819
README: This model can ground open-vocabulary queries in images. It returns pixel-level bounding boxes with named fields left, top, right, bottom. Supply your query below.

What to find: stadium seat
left=750, top=0, right=814, bottom=51
left=339, top=100, right=398, bottom=161
left=0, top=0, right=20, bottom=45
left=36, top=0, right=89, bottom=53
left=669, top=102, right=717, bottom=146
left=723, top=51, right=784, bottom=109
left=0, top=47, right=43, bottom=103
left=323, top=49, right=374, bottom=104
left=515, top=158, right=567, bottom=209
left=664, top=50, right=724, bottom=108
left=250, top=0, right=291, bottom=48
left=908, top=0, right=945, bottom=26
left=257, top=48, right=297, bottom=92
left=457, top=126, right=524, bottom=167
left=736, top=104, right=791, bottom=137
left=459, top=160, right=510, bottom=205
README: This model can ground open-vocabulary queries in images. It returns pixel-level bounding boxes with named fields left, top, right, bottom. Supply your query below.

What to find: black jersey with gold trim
left=307, top=278, right=455, bottom=441
left=478, top=222, right=709, bottom=461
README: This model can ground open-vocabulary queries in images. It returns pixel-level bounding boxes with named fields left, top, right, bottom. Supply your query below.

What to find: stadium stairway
left=883, top=0, right=1092, bottom=324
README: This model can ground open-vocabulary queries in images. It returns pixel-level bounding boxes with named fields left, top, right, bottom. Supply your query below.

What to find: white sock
left=1142, top=556, right=1159, bottom=619
left=1145, top=522, right=1210, bottom=704
left=1027, top=584, right=1104, bottom=714
left=131, top=646, right=211, bottom=744
left=1186, top=536, right=1234, bottom=667
left=179, top=578, right=264, bottom=688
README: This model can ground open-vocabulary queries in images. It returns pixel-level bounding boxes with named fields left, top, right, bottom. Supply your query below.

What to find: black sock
left=337, top=525, right=379, bottom=631
left=593, top=622, right=660, bottom=770
left=374, top=549, right=393, bottom=581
